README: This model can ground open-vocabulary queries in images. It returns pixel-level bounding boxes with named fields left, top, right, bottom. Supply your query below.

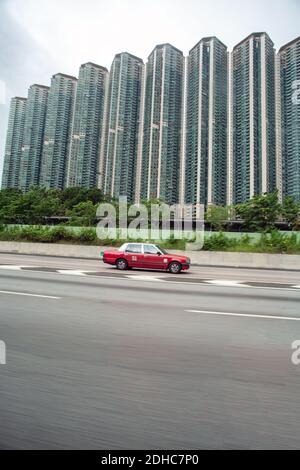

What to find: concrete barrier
left=171, top=250, right=300, bottom=271
left=0, top=241, right=102, bottom=259
left=0, top=241, right=300, bottom=271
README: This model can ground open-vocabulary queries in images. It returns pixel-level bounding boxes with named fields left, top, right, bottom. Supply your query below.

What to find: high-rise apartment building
left=138, top=44, right=184, bottom=204
left=103, top=53, right=143, bottom=201
left=184, top=37, right=228, bottom=207
left=230, top=33, right=277, bottom=204
left=19, top=84, right=49, bottom=192
left=2, top=34, right=300, bottom=204
left=277, top=36, right=300, bottom=201
left=1, top=97, right=27, bottom=189
left=67, top=63, right=108, bottom=189
left=39, top=73, right=77, bottom=189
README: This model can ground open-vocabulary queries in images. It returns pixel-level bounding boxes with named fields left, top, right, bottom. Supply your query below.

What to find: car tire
left=169, top=261, right=182, bottom=274
left=116, top=258, right=128, bottom=271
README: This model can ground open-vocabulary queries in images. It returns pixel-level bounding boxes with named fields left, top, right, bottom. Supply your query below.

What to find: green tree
left=67, top=201, right=97, bottom=226
left=0, top=187, right=112, bottom=224
left=281, top=196, right=299, bottom=229
left=205, top=205, right=232, bottom=232
left=0, top=187, right=60, bottom=224
left=235, top=192, right=281, bottom=232
left=59, top=187, right=106, bottom=212
left=0, top=188, right=22, bottom=223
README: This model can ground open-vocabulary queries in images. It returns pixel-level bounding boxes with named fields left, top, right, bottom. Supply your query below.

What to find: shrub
left=203, top=233, right=238, bottom=251
left=75, top=228, right=97, bottom=244
left=48, top=227, right=72, bottom=243
left=257, top=231, right=299, bottom=254
left=0, top=224, right=299, bottom=254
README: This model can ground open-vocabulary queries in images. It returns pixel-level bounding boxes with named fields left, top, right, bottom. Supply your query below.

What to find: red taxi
left=102, top=243, right=191, bottom=274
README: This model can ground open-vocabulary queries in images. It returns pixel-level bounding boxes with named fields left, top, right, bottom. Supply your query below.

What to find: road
left=0, top=253, right=300, bottom=449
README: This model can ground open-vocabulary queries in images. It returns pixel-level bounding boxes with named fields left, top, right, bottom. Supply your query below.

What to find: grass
left=0, top=225, right=299, bottom=254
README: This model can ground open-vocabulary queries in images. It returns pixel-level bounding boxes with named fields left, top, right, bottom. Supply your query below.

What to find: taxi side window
left=125, top=244, right=142, bottom=254
left=144, top=245, right=159, bottom=255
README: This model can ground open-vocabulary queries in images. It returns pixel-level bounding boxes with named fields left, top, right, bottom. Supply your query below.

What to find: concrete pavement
left=0, top=256, right=300, bottom=449
left=0, top=252, right=300, bottom=284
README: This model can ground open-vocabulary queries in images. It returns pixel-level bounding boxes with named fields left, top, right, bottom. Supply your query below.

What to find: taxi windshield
left=155, top=245, right=168, bottom=255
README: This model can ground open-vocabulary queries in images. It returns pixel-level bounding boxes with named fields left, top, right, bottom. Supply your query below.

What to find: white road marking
left=293, top=285, right=300, bottom=289
left=126, top=275, right=165, bottom=282
left=185, top=310, right=300, bottom=321
left=168, top=280, right=298, bottom=292
left=0, top=265, right=29, bottom=270
left=205, top=279, right=248, bottom=287
left=57, top=270, right=90, bottom=276
left=0, top=290, right=61, bottom=299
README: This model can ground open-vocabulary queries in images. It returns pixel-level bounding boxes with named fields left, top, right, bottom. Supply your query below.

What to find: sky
left=0, top=0, right=299, bottom=181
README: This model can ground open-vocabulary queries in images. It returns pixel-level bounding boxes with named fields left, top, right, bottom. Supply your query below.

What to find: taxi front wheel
left=169, top=261, right=182, bottom=274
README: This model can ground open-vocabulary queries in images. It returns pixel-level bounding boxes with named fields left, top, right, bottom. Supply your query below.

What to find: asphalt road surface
left=0, top=253, right=300, bottom=449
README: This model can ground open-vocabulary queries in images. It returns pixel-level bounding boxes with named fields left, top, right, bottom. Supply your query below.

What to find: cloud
left=0, top=0, right=56, bottom=179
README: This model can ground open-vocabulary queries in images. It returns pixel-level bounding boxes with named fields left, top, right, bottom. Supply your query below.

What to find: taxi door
left=142, top=245, right=167, bottom=270
left=124, top=244, right=143, bottom=268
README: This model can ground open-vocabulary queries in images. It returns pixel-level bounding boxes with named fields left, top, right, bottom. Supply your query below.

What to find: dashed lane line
left=205, top=279, right=249, bottom=288
left=0, top=265, right=31, bottom=270
left=126, top=275, right=165, bottom=282
left=57, top=270, right=93, bottom=276
left=185, top=310, right=300, bottom=322
left=0, top=290, right=61, bottom=299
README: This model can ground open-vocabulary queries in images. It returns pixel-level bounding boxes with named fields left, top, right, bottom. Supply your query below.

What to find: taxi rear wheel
left=116, top=258, right=128, bottom=271
left=169, top=261, right=182, bottom=274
